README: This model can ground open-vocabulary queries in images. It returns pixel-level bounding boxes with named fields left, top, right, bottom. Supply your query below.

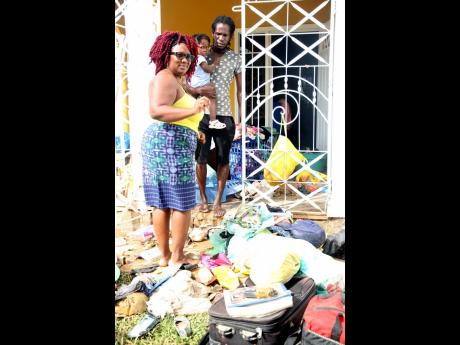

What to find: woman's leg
left=152, top=208, right=171, bottom=266
left=170, top=209, right=194, bottom=265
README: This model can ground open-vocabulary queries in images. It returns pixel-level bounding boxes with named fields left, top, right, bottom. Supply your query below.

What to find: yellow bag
left=295, top=170, right=328, bottom=193
left=295, top=170, right=328, bottom=183
left=264, top=114, right=305, bottom=186
left=249, top=235, right=301, bottom=285
left=212, top=266, right=240, bottom=290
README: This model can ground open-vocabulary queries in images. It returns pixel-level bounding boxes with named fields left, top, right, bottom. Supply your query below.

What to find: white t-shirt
left=190, top=55, right=210, bottom=88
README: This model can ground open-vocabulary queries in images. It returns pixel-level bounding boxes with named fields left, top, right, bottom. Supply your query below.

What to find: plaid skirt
left=141, top=122, right=197, bottom=211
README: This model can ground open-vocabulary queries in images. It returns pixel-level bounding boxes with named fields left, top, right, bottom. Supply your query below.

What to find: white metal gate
left=238, top=0, right=336, bottom=218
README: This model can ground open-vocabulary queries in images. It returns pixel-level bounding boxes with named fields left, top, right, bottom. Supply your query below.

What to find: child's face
left=197, top=39, right=210, bottom=57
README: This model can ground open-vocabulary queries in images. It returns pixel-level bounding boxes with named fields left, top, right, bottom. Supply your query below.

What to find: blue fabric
left=142, top=122, right=197, bottom=211
left=269, top=220, right=326, bottom=248
left=269, top=223, right=292, bottom=238
left=289, top=220, right=326, bottom=248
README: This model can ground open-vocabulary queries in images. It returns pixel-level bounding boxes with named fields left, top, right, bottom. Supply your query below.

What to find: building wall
left=161, top=0, right=330, bottom=35
left=161, top=0, right=241, bottom=112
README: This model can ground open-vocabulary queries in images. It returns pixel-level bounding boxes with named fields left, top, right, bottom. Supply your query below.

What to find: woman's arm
left=149, top=72, right=207, bottom=122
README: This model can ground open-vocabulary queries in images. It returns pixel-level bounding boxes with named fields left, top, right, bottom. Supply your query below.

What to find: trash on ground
left=115, top=292, right=149, bottom=317
left=127, top=313, right=161, bottom=339
left=174, top=315, right=192, bottom=337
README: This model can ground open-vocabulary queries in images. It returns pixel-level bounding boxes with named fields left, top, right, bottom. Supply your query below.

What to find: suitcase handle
left=216, top=324, right=234, bottom=337
left=240, top=327, right=262, bottom=342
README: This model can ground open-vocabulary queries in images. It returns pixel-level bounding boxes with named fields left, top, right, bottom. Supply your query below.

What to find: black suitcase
left=208, top=276, right=316, bottom=345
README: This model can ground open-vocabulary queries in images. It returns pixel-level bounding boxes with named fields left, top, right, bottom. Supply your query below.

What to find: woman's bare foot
left=159, top=254, right=171, bottom=267
left=170, top=253, right=199, bottom=266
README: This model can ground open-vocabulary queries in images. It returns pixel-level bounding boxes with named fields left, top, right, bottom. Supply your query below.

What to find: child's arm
left=200, top=54, right=222, bottom=73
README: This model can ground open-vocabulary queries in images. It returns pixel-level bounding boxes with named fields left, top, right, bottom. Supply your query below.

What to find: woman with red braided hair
left=141, top=31, right=210, bottom=267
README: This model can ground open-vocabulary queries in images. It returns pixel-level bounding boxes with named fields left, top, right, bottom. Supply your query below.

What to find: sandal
left=209, top=119, right=227, bottom=129
left=174, top=316, right=192, bottom=337
left=127, top=313, right=161, bottom=339
left=179, top=263, right=198, bottom=271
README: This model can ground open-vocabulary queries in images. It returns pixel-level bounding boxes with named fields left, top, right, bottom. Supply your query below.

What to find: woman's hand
left=193, top=96, right=210, bottom=113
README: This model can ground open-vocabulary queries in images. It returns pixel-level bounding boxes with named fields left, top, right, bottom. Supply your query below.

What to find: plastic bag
left=207, top=228, right=233, bottom=255
left=223, top=203, right=275, bottom=240
left=264, top=114, right=305, bottom=186
left=201, top=253, right=232, bottom=270
left=212, top=265, right=240, bottom=290
left=249, top=234, right=301, bottom=285
left=295, top=170, right=327, bottom=193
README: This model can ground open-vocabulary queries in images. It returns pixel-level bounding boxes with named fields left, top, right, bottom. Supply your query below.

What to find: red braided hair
left=149, top=31, right=198, bottom=81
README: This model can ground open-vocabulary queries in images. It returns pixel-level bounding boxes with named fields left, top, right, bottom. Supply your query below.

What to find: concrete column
left=327, top=0, right=345, bottom=218
left=124, top=0, right=161, bottom=209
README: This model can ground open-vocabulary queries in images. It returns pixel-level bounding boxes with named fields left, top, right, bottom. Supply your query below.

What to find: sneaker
left=115, top=280, right=146, bottom=301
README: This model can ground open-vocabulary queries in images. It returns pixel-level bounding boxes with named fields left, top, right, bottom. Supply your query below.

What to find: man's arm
left=235, top=72, right=242, bottom=125
left=200, top=54, right=222, bottom=74
left=184, top=82, right=216, bottom=98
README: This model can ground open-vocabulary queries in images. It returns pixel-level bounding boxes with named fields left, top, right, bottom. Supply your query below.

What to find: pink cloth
left=200, top=253, right=232, bottom=270
left=273, top=215, right=292, bottom=225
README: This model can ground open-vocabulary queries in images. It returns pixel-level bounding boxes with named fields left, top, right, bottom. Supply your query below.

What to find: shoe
left=130, top=264, right=159, bottom=275
left=174, top=316, right=192, bottom=337
left=127, top=313, right=161, bottom=338
left=115, top=264, right=120, bottom=282
left=115, top=280, right=146, bottom=301
left=209, top=119, right=226, bottom=129
left=179, top=263, right=198, bottom=271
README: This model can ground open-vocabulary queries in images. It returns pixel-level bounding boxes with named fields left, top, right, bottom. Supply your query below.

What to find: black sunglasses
left=170, top=52, right=195, bottom=62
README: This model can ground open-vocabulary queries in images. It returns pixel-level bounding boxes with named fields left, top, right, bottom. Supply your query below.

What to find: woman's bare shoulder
left=152, top=69, right=176, bottom=84
left=151, top=70, right=176, bottom=88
